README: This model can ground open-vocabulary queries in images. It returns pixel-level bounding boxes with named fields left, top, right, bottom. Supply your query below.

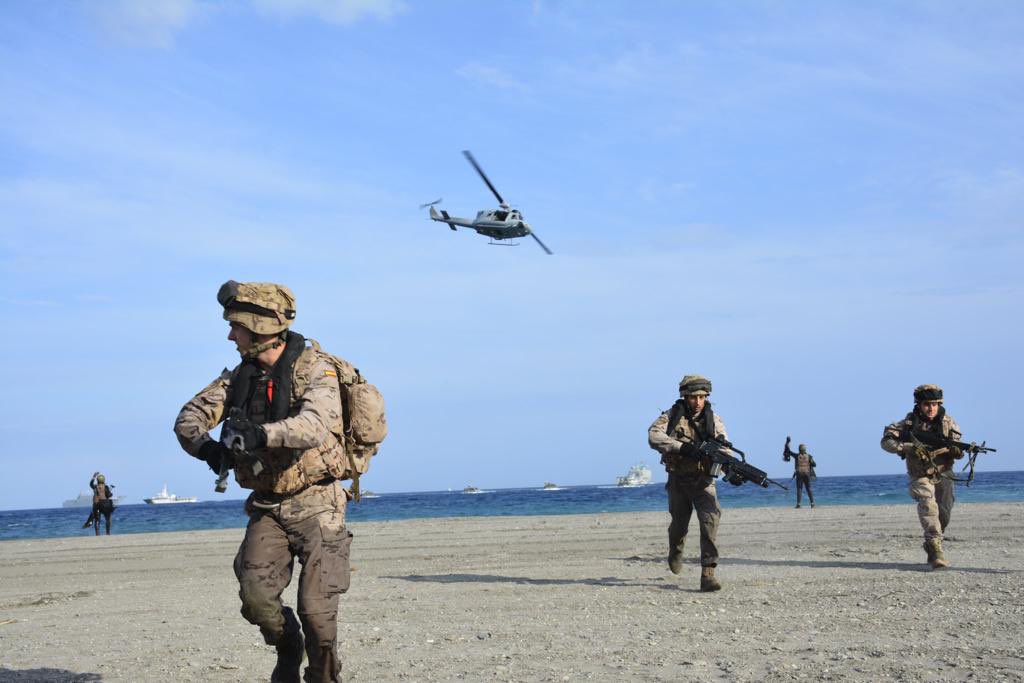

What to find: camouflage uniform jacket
left=881, top=411, right=962, bottom=481
left=648, top=403, right=729, bottom=478
left=174, top=346, right=348, bottom=496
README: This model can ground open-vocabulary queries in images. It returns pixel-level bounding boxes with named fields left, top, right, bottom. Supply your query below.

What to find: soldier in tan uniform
left=648, top=375, right=728, bottom=592
left=174, top=281, right=353, bottom=683
left=783, top=439, right=816, bottom=508
left=881, top=384, right=964, bottom=570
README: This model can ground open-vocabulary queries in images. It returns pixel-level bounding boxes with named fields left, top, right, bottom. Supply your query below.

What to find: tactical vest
left=93, top=484, right=109, bottom=504
left=664, top=403, right=721, bottom=478
left=795, top=453, right=812, bottom=474
left=229, top=347, right=349, bottom=496
left=897, top=412, right=956, bottom=481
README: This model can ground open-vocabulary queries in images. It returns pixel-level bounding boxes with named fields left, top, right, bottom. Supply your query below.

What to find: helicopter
left=425, top=150, right=552, bottom=255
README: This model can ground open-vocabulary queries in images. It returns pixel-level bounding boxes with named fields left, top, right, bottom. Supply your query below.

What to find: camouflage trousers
left=795, top=473, right=814, bottom=506
left=908, top=476, right=955, bottom=542
left=666, top=475, right=721, bottom=567
left=234, top=481, right=352, bottom=683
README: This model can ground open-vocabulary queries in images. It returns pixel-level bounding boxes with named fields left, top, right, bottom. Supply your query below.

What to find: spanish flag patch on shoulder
left=324, top=370, right=337, bottom=377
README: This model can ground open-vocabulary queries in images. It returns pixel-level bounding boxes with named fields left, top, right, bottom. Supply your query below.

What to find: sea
left=2, top=471, right=1022, bottom=542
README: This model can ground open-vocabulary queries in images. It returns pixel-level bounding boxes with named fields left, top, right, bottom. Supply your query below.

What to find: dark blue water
left=2, top=471, right=1021, bottom=542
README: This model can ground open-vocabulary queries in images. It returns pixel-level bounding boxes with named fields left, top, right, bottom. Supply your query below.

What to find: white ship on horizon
left=616, top=464, right=653, bottom=487
left=143, top=484, right=199, bottom=505
left=62, top=492, right=126, bottom=508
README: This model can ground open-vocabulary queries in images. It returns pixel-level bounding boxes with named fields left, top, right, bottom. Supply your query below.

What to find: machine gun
left=697, top=437, right=789, bottom=490
left=214, top=408, right=266, bottom=493
left=909, top=428, right=996, bottom=486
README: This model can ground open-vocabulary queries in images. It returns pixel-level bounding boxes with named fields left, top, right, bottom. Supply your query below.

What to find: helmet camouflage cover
left=96, top=474, right=105, bottom=484
left=798, top=444, right=807, bottom=453
left=217, top=280, right=296, bottom=335
left=913, top=384, right=943, bottom=403
left=678, top=374, right=712, bottom=397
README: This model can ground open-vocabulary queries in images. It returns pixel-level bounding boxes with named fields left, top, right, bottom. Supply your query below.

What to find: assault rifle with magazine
left=695, top=436, right=789, bottom=490
left=909, top=428, right=996, bottom=486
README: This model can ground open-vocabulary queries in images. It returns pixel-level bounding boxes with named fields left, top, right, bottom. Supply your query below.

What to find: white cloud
left=456, top=62, right=531, bottom=93
left=87, top=0, right=203, bottom=48
left=252, top=0, right=406, bottom=25
left=87, top=0, right=405, bottom=47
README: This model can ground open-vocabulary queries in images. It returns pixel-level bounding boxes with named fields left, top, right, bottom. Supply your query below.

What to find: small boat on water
left=62, top=492, right=126, bottom=508
left=144, top=484, right=199, bottom=505
left=542, top=482, right=561, bottom=490
left=360, top=490, right=380, bottom=499
left=462, top=486, right=482, bottom=494
left=616, top=464, right=652, bottom=487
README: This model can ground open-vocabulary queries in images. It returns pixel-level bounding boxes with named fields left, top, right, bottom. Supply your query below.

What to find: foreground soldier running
left=175, top=281, right=358, bottom=683
left=881, top=384, right=964, bottom=570
left=648, top=375, right=728, bottom=592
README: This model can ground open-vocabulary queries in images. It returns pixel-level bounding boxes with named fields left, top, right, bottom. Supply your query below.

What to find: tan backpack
left=307, top=339, right=387, bottom=498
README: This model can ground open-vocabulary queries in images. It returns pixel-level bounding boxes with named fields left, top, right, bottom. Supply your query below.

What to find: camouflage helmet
left=217, top=280, right=296, bottom=335
left=679, top=374, right=712, bottom=397
left=96, top=474, right=105, bottom=484
left=798, top=444, right=807, bottom=454
left=913, top=384, right=943, bottom=403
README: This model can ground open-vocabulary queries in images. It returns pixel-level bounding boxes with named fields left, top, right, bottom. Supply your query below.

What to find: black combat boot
left=271, top=608, right=304, bottom=683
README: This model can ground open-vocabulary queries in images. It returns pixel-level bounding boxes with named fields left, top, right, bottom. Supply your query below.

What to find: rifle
left=696, top=436, right=789, bottom=490
left=214, top=407, right=266, bottom=493
left=783, top=436, right=793, bottom=462
left=909, top=428, right=996, bottom=486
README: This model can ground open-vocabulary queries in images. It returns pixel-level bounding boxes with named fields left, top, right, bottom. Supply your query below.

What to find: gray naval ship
left=63, top=491, right=126, bottom=507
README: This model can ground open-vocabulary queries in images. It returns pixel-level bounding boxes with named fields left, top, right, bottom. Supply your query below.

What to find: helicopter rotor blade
left=529, top=232, right=553, bottom=255
left=462, top=150, right=505, bottom=206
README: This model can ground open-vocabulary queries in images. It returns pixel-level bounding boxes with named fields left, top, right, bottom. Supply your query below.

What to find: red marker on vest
left=267, top=380, right=274, bottom=403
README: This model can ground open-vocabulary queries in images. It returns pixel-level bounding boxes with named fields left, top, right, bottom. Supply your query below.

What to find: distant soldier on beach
left=881, top=384, right=964, bottom=569
left=783, top=437, right=816, bottom=508
left=84, top=472, right=115, bottom=535
left=174, top=281, right=365, bottom=683
left=648, top=374, right=728, bottom=592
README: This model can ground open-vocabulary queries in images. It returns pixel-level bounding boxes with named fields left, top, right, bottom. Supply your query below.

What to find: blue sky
left=1, top=1, right=1021, bottom=510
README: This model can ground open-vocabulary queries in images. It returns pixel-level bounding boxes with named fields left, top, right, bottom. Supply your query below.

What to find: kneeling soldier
left=648, top=375, right=727, bottom=592
left=881, top=384, right=964, bottom=570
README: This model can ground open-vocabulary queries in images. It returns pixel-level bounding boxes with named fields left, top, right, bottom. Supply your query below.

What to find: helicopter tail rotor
left=419, top=197, right=443, bottom=209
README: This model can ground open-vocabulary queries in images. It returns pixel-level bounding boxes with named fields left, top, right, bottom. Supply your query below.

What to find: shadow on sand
left=0, top=669, right=101, bottom=682
left=618, top=554, right=1016, bottom=575
left=382, top=573, right=682, bottom=590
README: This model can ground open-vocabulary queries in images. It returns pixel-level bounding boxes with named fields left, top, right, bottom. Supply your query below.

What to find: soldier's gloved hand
left=198, top=440, right=232, bottom=472
left=725, top=473, right=744, bottom=486
left=947, top=444, right=964, bottom=460
left=228, top=418, right=268, bottom=451
left=678, top=442, right=702, bottom=459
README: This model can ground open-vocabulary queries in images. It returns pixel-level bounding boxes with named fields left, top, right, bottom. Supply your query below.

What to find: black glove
left=678, top=441, right=703, bottom=459
left=198, top=440, right=232, bottom=473
left=226, top=417, right=268, bottom=451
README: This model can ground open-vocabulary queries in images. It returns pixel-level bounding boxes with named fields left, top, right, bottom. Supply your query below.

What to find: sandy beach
left=1, top=502, right=1022, bottom=682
